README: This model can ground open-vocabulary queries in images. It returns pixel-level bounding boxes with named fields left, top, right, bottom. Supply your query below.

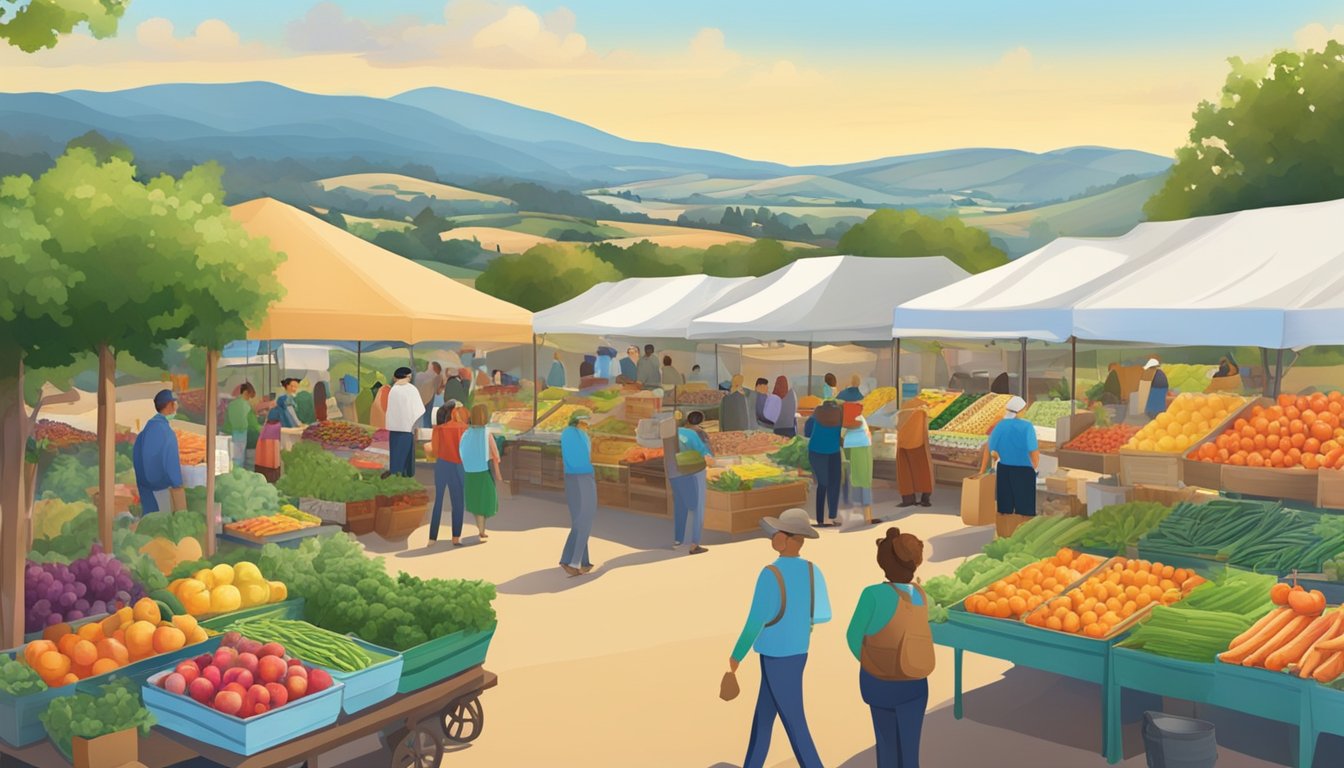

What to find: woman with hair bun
left=846, top=528, right=936, bottom=767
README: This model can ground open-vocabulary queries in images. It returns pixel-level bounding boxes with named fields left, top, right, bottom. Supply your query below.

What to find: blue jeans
left=431, top=460, right=466, bottom=539
left=811, top=450, right=842, bottom=524
left=561, top=474, right=596, bottom=568
left=670, top=471, right=706, bottom=546
left=743, top=654, right=822, bottom=768
left=860, top=671, right=927, bottom=768
left=388, top=431, right=415, bottom=477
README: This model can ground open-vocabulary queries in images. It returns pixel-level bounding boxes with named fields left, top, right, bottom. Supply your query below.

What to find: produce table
left=505, top=441, right=565, bottom=495
left=935, top=607, right=1123, bottom=763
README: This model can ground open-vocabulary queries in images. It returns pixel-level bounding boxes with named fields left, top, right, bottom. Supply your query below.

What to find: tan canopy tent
left=231, top=198, right=533, bottom=344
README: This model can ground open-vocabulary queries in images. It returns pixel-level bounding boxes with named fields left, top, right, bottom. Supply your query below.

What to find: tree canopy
left=476, top=244, right=621, bottom=311
left=0, top=0, right=128, bottom=52
left=701, top=239, right=793, bottom=277
left=1146, top=41, right=1344, bottom=221
left=836, top=209, right=1007, bottom=273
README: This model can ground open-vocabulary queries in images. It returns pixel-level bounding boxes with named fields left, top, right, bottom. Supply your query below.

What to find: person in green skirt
left=460, top=403, right=503, bottom=542
left=842, top=402, right=877, bottom=525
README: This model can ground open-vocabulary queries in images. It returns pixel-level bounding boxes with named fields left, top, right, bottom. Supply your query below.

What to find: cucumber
left=150, top=590, right=184, bottom=619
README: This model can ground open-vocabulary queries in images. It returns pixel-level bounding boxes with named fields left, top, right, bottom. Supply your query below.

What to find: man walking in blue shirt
left=559, top=410, right=597, bottom=576
left=728, top=508, right=831, bottom=768
left=133, top=389, right=186, bottom=514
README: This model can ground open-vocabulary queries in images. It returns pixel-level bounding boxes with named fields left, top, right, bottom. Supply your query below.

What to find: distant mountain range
left=0, top=82, right=1171, bottom=212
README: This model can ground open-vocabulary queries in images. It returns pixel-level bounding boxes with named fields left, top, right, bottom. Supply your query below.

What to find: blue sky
left=8, top=0, right=1344, bottom=162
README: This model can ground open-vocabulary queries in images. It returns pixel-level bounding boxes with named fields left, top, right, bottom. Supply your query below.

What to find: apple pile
left=158, top=630, right=333, bottom=718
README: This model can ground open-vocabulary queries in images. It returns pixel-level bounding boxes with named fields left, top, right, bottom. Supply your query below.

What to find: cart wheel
left=391, top=722, right=444, bottom=768
left=442, top=694, right=485, bottom=743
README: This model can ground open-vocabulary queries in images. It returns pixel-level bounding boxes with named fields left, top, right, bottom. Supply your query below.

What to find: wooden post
left=97, top=344, right=115, bottom=552
left=807, top=342, right=814, bottom=397
left=895, top=338, right=902, bottom=406
left=1, top=355, right=28, bottom=648
left=1071, top=336, right=1078, bottom=416
left=714, top=344, right=719, bottom=388
left=355, top=341, right=362, bottom=400
left=531, top=334, right=539, bottom=427
left=203, top=349, right=220, bottom=557
left=1274, top=348, right=1286, bottom=399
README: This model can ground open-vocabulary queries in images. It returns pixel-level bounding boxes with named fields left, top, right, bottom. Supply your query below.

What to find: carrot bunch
left=1219, top=581, right=1344, bottom=681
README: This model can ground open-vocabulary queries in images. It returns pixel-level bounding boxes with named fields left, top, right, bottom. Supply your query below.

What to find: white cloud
left=748, top=60, right=823, bottom=87
left=998, top=46, right=1033, bottom=71
left=1294, top=22, right=1344, bottom=52
left=134, top=18, right=260, bottom=60
left=687, top=27, right=741, bottom=70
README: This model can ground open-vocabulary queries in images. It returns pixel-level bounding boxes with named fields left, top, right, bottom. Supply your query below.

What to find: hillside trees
left=837, top=209, right=1008, bottom=273
left=1146, top=41, right=1344, bottom=220
left=476, top=244, right=622, bottom=311
left=0, top=0, right=128, bottom=52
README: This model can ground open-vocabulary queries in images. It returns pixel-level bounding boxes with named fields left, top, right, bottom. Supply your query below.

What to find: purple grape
left=115, top=590, right=130, bottom=604
left=46, top=613, right=63, bottom=626
left=72, top=582, right=86, bottom=598
left=74, top=598, right=89, bottom=612
left=66, top=610, right=83, bottom=621
left=90, top=600, right=107, bottom=615
left=90, top=566, right=106, bottom=581
left=58, top=591, right=76, bottom=609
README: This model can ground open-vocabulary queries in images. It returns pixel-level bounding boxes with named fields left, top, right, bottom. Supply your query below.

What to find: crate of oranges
left=962, top=549, right=1104, bottom=621
left=1024, top=558, right=1206, bottom=640
left=19, top=597, right=213, bottom=691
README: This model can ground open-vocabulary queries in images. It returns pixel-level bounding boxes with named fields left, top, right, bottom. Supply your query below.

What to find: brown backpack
left=860, top=583, right=936, bottom=681
left=814, top=400, right=843, bottom=428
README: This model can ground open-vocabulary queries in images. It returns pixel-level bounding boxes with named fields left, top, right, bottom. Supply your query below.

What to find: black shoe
left=898, top=495, right=917, bottom=508
left=689, top=546, right=708, bottom=555
left=919, top=494, right=932, bottom=507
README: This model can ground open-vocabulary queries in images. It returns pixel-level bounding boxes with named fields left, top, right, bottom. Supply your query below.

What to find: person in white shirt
left=384, top=366, right=424, bottom=478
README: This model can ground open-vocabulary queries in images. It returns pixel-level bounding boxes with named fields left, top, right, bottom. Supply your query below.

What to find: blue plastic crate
left=0, top=666, right=76, bottom=747
left=397, top=625, right=495, bottom=694
left=143, top=667, right=343, bottom=755
left=313, top=637, right=403, bottom=714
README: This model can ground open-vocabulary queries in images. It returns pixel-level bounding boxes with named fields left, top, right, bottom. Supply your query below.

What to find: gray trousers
left=561, top=473, right=596, bottom=568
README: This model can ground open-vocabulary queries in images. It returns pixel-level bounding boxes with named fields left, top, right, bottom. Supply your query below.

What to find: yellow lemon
left=209, top=584, right=241, bottom=614
left=193, top=569, right=216, bottom=590
left=185, top=590, right=212, bottom=617
left=233, top=561, right=263, bottom=586
left=210, top=564, right=235, bottom=587
left=268, top=581, right=288, bottom=603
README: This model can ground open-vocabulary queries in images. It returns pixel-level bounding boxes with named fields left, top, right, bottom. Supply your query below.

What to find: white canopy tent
left=890, top=219, right=1209, bottom=342
left=1073, top=199, right=1344, bottom=349
left=534, top=275, right=756, bottom=338
left=687, top=255, right=970, bottom=343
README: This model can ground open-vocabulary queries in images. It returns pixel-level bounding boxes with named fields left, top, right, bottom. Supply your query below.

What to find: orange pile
left=1027, top=558, right=1205, bottom=638
left=1191, top=392, right=1344, bottom=469
left=21, top=598, right=207, bottom=688
left=175, top=429, right=209, bottom=465
left=965, top=549, right=1100, bottom=619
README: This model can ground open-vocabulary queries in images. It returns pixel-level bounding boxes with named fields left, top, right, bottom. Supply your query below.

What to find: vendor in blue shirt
left=665, top=411, right=713, bottom=554
left=728, top=508, right=830, bottom=768
left=558, top=411, right=597, bottom=576
left=980, top=396, right=1040, bottom=522
left=133, top=389, right=185, bottom=514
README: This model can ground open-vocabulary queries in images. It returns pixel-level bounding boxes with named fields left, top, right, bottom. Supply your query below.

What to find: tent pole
left=895, top=339, right=902, bottom=406
left=1274, top=348, right=1285, bottom=399
left=1070, top=336, right=1077, bottom=416
left=203, top=349, right=220, bottom=557
left=1019, top=337, right=1028, bottom=398
left=355, top=341, right=362, bottom=403
left=714, top=344, right=719, bottom=388
left=807, top=342, right=814, bottom=397
left=532, top=334, right=539, bottom=427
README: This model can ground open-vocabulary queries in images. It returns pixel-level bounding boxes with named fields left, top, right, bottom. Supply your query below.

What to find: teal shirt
left=987, top=417, right=1038, bottom=467
left=846, top=582, right=924, bottom=661
left=732, top=557, right=832, bottom=662
left=560, top=426, right=593, bottom=475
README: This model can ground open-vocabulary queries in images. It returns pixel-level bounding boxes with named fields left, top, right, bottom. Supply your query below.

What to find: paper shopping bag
left=960, top=473, right=996, bottom=527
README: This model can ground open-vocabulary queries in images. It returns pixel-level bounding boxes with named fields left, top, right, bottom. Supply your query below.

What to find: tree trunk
left=203, top=349, right=220, bottom=557
left=97, top=344, right=115, bottom=552
left=0, top=351, right=29, bottom=648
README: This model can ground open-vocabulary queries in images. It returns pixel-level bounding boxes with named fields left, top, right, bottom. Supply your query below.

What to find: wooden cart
left=0, top=666, right=496, bottom=768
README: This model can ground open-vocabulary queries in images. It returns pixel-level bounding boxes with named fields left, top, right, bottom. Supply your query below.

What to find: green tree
left=837, top=209, right=1008, bottom=273
left=591, top=240, right=701, bottom=277
left=702, top=239, right=795, bottom=277
left=476, top=244, right=620, bottom=311
left=0, top=0, right=129, bottom=52
left=1145, top=41, right=1344, bottom=220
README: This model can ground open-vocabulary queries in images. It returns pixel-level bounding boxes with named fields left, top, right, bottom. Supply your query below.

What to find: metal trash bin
left=1142, top=711, right=1217, bottom=768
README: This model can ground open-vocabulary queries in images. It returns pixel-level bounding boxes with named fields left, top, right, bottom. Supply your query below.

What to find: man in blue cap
left=133, top=389, right=185, bottom=514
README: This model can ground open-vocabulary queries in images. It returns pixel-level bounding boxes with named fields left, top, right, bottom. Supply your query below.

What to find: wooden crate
left=705, top=500, right=804, bottom=535
left=1221, top=465, right=1319, bottom=504
left=1055, top=449, right=1121, bottom=475
left=1179, top=396, right=1269, bottom=492
left=375, top=503, right=428, bottom=540
left=1131, top=484, right=1213, bottom=507
left=706, top=482, right=807, bottom=513
left=1118, top=449, right=1182, bottom=487
left=1319, top=470, right=1344, bottom=509
left=627, top=485, right=670, bottom=516
left=597, top=480, right=628, bottom=508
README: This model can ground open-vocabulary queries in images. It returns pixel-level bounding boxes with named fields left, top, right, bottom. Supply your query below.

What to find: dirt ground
left=298, top=472, right=1343, bottom=768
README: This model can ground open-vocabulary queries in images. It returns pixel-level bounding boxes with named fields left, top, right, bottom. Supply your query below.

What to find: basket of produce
left=767, top=437, right=811, bottom=472
left=1024, top=557, right=1205, bottom=640
left=1062, top=502, right=1171, bottom=555
left=1021, top=400, right=1079, bottom=429
left=301, top=420, right=374, bottom=450
left=398, top=624, right=497, bottom=694
left=374, top=500, right=429, bottom=541
left=860, top=387, right=901, bottom=417
left=922, top=552, right=1042, bottom=623
left=676, top=389, right=725, bottom=406
left=33, top=419, right=98, bottom=450
left=0, top=656, right=76, bottom=747
left=943, top=394, right=1013, bottom=435
left=142, top=631, right=343, bottom=755
left=1140, top=499, right=1344, bottom=575
left=167, top=562, right=290, bottom=619
left=927, top=393, right=982, bottom=432
left=961, top=548, right=1104, bottom=621
left=224, top=619, right=402, bottom=715
left=707, top=430, right=789, bottom=457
